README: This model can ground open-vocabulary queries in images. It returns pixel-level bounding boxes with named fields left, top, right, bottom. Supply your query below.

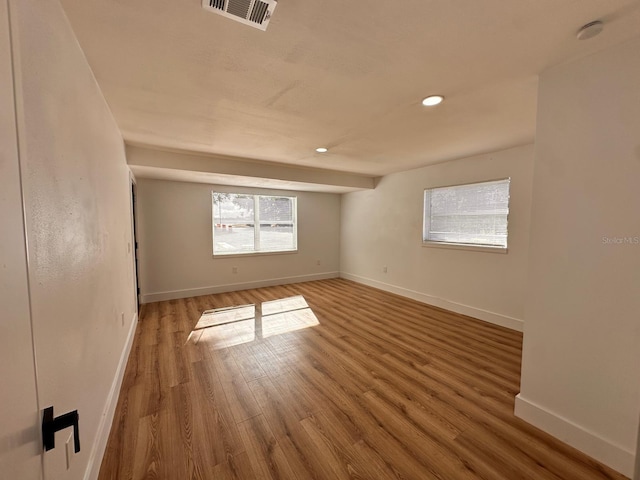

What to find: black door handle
left=42, top=406, right=80, bottom=453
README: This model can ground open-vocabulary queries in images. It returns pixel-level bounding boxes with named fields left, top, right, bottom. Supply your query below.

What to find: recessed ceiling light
left=422, top=95, right=444, bottom=107
left=315, top=147, right=328, bottom=153
left=576, top=20, right=604, bottom=40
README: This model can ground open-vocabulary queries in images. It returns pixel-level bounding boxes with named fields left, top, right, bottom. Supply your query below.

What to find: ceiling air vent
left=202, top=0, right=277, bottom=31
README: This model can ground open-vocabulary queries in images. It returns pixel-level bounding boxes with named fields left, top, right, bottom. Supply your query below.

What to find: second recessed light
left=422, top=95, right=444, bottom=106
left=316, top=147, right=328, bottom=153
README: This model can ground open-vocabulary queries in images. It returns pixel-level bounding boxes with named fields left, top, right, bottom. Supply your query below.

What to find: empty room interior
left=2, top=0, right=640, bottom=479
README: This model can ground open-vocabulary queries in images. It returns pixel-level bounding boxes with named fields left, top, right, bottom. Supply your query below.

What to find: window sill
left=422, top=241, right=508, bottom=254
left=213, top=249, right=298, bottom=259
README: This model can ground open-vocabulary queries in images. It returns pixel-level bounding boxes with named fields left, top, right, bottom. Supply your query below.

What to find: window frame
left=422, top=178, right=511, bottom=253
left=212, top=192, right=298, bottom=257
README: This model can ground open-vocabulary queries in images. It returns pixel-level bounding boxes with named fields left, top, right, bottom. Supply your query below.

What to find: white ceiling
left=60, top=0, right=640, bottom=177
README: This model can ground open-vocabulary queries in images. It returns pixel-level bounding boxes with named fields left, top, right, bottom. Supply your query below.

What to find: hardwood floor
left=98, top=278, right=627, bottom=480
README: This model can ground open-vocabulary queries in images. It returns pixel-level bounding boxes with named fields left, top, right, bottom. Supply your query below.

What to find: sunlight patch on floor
left=188, top=295, right=319, bottom=350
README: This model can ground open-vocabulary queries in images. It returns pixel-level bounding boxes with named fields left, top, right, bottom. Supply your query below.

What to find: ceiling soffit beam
left=126, top=144, right=375, bottom=191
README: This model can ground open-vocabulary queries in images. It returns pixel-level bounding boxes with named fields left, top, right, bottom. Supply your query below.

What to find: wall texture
left=137, top=178, right=341, bottom=302
left=340, top=144, right=534, bottom=330
left=517, top=36, right=640, bottom=477
left=9, top=0, right=138, bottom=478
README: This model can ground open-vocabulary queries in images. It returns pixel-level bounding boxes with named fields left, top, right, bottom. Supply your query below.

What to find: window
left=423, top=178, right=510, bottom=249
left=212, top=193, right=297, bottom=256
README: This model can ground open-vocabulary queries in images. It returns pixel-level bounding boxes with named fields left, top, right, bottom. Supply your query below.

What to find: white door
left=635, top=416, right=640, bottom=480
left=0, top=0, right=43, bottom=477
left=4, top=0, right=140, bottom=477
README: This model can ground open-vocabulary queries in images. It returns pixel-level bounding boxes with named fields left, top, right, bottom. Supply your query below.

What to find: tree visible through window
left=423, top=179, right=510, bottom=249
left=212, top=193, right=297, bottom=255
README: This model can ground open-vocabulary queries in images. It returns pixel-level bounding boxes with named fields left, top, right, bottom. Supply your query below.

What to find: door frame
left=129, top=171, right=140, bottom=311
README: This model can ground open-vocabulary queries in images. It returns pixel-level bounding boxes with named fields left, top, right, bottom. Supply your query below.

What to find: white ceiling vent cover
left=202, top=0, right=277, bottom=31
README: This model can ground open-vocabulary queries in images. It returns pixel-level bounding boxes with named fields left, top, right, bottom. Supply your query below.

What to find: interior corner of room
left=1, top=0, right=639, bottom=479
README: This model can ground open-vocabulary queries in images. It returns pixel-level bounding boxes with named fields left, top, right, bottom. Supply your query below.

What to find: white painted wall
left=9, top=0, right=138, bottom=478
left=137, top=178, right=341, bottom=302
left=0, top=0, right=41, bottom=477
left=340, top=144, right=534, bottom=331
left=516, top=36, right=640, bottom=477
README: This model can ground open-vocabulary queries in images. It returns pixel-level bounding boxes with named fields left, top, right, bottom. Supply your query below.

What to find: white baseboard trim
left=515, top=394, right=635, bottom=478
left=84, top=312, right=138, bottom=480
left=141, top=271, right=340, bottom=303
left=340, top=272, right=523, bottom=332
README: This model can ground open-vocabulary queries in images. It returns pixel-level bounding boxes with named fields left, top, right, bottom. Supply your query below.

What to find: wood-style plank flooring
left=98, top=278, right=628, bottom=480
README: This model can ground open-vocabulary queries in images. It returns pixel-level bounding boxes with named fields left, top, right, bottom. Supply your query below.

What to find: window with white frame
left=423, top=179, right=510, bottom=249
left=212, top=193, right=297, bottom=255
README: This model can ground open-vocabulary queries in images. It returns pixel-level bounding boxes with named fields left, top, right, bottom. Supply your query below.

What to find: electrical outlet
left=121, top=312, right=125, bottom=326
left=65, top=433, right=74, bottom=470
left=383, top=266, right=388, bottom=273
left=316, top=259, right=321, bottom=266
left=232, top=266, right=238, bottom=274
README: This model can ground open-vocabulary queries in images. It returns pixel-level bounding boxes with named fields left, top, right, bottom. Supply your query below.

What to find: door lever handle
left=42, top=406, right=80, bottom=453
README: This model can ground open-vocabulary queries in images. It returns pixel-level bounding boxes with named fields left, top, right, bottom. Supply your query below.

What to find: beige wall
left=137, top=178, right=341, bottom=302
left=9, top=0, right=137, bottom=478
left=340, top=144, right=534, bottom=330
left=517, top=36, right=640, bottom=477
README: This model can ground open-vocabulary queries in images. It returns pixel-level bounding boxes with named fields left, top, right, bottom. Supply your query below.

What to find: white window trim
left=212, top=193, right=298, bottom=257
left=422, top=178, right=510, bottom=252
left=422, top=241, right=508, bottom=254
left=212, top=249, right=298, bottom=259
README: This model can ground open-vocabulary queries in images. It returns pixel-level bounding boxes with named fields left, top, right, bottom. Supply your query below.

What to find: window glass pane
left=424, top=179, right=510, bottom=247
left=212, top=192, right=297, bottom=255
left=258, top=196, right=296, bottom=252
left=213, top=194, right=255, bottom=254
